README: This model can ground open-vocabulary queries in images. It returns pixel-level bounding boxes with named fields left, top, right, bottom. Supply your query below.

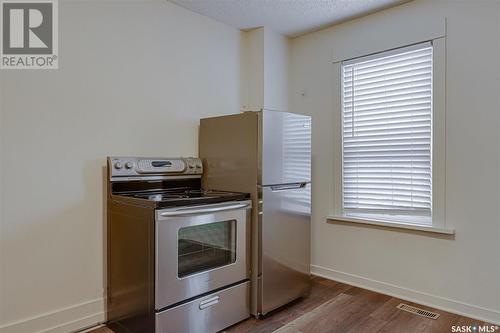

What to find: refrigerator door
left=261, top=110, right=311, bottom=186
left=259, top=182, right=311, bottom=315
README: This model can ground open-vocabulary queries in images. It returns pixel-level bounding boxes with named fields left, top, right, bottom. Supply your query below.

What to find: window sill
left=327, top=215, right=455, bottom=235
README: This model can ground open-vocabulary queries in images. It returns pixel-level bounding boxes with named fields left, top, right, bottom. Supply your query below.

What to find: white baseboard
left=312, top=264, right=500, bottom=326
left=0, top=298, right=105, bottom=333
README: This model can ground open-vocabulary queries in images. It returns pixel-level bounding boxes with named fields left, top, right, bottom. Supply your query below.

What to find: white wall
left=241, top=27, right=290, bottom=112
left=241, top=28, right=264, bottom=111
left=0, top=1, right=242, bottom=332
left=263, top=29, right=290, bottom=112
left=290, top=0, right=500, bottom=324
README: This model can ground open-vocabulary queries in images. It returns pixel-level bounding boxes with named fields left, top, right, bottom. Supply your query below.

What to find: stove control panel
left=108, top=157, right=203, bottom=179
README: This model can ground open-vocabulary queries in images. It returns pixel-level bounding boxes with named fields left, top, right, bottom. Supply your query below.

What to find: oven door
left=155, top=200, right=251, bottom=310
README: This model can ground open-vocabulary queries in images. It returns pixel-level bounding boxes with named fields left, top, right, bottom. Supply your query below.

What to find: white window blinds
left=341, top=42, right=433, bottom=224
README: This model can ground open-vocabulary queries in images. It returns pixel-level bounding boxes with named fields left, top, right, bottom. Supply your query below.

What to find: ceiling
left=168, top=0, right=409, bottom=37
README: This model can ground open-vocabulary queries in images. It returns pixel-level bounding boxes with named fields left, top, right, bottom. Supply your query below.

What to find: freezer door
left=200, top=112, right=259, bottom=193
left=260, top=183, right=311, bottom=315
left=261, top=110, right=311, bottom=185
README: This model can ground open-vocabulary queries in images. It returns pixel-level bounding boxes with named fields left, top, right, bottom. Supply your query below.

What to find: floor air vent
left=396, top=303, right=440, bottom=320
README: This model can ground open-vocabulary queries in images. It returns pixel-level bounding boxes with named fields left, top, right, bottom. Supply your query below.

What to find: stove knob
left=196, top=162, right=202, bottom=169
left=188, top=161, right=195, bottom=169
left=125, top=162, right=134, bottom=169
left=114, top=162, right=123, bottom=169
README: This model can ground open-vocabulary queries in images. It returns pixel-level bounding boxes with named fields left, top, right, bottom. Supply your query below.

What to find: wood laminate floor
left=90, top=277, right=495, bottom=333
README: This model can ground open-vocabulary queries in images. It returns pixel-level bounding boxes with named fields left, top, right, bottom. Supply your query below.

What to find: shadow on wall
left=1, top=159, right=108, bottom=331
left=101, top=164, right=108, bottom=322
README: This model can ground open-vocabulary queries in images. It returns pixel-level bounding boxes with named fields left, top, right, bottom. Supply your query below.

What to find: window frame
left=330, top=38, right=450, bottom=234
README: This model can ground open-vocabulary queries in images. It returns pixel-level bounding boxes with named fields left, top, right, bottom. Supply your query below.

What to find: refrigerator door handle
left=260, top=182, right=309, bottom=192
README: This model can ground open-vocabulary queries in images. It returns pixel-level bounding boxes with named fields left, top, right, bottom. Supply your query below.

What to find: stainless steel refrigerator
left=199, top=110, right=311, bottom=316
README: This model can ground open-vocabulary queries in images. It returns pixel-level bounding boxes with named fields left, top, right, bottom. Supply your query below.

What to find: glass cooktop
left=120, top=188, right=249, bottom=207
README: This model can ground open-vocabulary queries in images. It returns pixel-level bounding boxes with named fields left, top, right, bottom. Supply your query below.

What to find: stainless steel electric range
left=106, top=156, right=252, bottom=333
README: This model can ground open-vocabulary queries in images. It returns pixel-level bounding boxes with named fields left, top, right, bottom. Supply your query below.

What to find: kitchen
left=0, top=1, right=499, bottom=333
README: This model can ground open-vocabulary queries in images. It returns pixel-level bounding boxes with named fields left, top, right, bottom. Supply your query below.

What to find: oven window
left=178, top=220, right=237, bottom=278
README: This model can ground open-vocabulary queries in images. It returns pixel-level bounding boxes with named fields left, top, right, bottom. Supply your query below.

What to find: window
left=341, top=42, right=433, bottom=225
left=178, top=220, right=236, bottom=278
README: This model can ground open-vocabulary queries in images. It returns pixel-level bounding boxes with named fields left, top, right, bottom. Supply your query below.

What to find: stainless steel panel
left=155, top=202, right=251, bottom=309
left=199, top=113, right=262, bottom=317
left=260, top=184, right=311, bottom=315
left=108, top=156, right=202, bottom=179
left=251, top=185, right=263, bottom=317
left=261, top=110, right=311, bottom=185
left=155, top=281, right=250, bottom=333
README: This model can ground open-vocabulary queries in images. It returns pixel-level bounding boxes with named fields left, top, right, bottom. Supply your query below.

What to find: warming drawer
left=155, top=281, right=250, bottom=333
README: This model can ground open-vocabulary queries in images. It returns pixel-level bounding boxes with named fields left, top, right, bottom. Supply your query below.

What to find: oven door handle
left=159, top=201, right=251, bottom=217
